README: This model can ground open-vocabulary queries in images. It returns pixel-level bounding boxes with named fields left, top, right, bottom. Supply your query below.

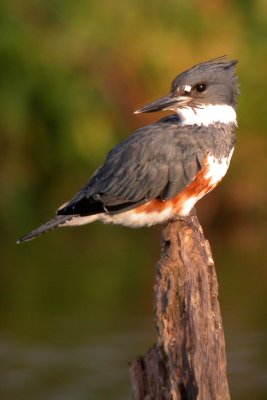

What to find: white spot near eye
left=184, top=85, right=192, bottom=93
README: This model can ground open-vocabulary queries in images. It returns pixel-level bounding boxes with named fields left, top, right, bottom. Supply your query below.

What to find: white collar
left=177, top=104, right=237, bottom=126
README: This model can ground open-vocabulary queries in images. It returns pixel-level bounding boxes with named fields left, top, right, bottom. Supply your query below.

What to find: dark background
left=0, top=1, right=266, bottom=399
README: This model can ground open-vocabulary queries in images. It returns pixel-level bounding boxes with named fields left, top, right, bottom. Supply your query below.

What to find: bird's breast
left=98, top=148, right=234, bottom=227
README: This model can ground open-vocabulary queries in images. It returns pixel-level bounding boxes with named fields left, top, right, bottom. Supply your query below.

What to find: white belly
left=204, top=148, right=234, bottom=186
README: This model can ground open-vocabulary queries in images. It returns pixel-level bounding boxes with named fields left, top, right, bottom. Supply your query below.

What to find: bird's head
left=135, top=56, right=239, bottom=126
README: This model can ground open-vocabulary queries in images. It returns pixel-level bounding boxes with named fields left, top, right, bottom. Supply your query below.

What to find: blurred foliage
left=0, top=0, right=267, bottom=399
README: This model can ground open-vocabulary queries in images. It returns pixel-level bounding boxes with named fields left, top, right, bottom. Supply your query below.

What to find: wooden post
left=129, top=209, right=230, bottom=400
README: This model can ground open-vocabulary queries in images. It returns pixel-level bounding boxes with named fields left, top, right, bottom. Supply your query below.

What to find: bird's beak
left=134, top=94, right=191, bottom=114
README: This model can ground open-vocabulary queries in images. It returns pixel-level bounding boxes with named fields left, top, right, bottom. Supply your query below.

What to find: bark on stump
left=129, top=210, right=230, bottom=400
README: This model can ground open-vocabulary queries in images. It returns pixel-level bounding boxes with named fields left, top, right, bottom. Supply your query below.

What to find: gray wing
left=57, top=116, right=206, bottom=217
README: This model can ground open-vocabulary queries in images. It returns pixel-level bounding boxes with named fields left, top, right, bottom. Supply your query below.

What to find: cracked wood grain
left=129, top=210, right=230, bottom=400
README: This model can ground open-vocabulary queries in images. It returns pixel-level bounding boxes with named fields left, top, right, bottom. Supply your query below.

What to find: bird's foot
left=169, top=208, right=199, bottom=231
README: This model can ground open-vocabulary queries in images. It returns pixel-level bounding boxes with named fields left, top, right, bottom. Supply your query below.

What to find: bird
left=17, top=56, right=239, bottom=243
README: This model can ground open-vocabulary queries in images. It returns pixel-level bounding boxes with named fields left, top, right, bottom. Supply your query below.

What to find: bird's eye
left=195, top=83, right=206, bottom=92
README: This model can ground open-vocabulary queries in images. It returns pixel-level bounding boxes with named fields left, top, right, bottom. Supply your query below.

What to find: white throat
left=177, top=104, right=237, bottom=127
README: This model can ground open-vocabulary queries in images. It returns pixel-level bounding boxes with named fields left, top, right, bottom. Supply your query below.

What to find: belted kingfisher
left=18, top=56, right=239, bottom=243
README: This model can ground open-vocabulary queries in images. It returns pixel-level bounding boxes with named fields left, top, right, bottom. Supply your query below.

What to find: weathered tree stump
left=129, top=209, right=230, bottom=400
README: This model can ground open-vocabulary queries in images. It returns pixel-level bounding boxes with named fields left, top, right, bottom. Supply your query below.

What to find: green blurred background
left=0, top=0, right=267, bottom=399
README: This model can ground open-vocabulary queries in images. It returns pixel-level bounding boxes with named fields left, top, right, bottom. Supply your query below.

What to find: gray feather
left=17, top=215, right=74, bottom=243
left=57, top=115, right=212, bottom=216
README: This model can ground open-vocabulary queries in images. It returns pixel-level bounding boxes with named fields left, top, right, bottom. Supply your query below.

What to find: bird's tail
left=17, top=215, right=74, bottom=243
